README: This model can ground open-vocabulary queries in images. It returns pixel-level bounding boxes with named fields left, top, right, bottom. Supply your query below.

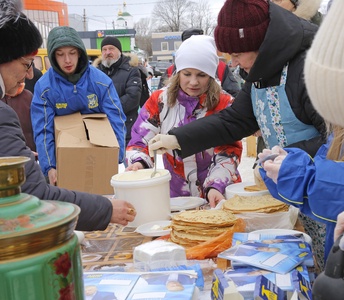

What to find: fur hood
left=92, top=52, right=139, bottom=68
left=294, top=0, right=322, bottom=21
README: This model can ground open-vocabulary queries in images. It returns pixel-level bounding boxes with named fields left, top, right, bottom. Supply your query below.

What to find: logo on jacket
left=56, top=103, right=67, bottom=109
left=87, top=94, right=99, bottom=109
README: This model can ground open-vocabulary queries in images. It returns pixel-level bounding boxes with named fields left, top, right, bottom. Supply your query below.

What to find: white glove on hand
left=148, top=134, right=180, bottom=157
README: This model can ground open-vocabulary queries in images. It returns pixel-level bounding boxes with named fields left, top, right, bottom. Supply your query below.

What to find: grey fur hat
left=0, top=0, right=42, bottom=64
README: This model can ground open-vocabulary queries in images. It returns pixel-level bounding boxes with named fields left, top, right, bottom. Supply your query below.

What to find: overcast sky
left=63, top=0, right=330, bottom=31
left=63, top=0, right=226, bottom=31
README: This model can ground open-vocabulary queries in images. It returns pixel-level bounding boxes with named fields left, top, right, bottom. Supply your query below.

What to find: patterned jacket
left=127, top=88, right=243, bottom=198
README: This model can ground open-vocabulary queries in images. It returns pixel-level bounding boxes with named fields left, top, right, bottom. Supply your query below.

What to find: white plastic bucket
left=110, top=169, right=171, bottom=227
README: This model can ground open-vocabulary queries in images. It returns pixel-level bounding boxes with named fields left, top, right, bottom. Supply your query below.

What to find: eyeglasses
left=20, top=57, right=34, bottom=71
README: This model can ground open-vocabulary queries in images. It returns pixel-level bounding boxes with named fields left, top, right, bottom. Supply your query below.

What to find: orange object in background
left=185, top=218, right=246, bottom=260
left=23, top=0, right=69, bottom=27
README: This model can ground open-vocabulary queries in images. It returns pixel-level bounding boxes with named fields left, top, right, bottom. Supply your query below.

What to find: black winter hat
left=0, top=0, right=43, bottom=64
left=181, top=28, right=204, bottom=42
left=101, top=36, right=122, bottom=53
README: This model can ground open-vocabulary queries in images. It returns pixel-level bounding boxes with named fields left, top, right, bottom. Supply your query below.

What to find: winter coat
left=1, top=89, right=36, bottom=152
left=260, top=138, right=340, bottom=260
left=127, top=88, right=243, bottom=198
left=94, top=54, right=142, bottom=145
left=170, top=3, right=326, bottom=159
left=31, top=27, right=126, bottom=176
left=0, top=100, right=112, bottom=231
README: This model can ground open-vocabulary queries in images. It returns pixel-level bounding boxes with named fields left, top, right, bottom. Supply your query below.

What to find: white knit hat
left=304, top=0, right=344, bottom=127
left=175, top=35, right=219, bottom=79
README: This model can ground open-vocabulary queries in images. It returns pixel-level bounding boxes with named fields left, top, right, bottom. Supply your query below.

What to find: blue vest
left=251, top=64, right=320, bottom=149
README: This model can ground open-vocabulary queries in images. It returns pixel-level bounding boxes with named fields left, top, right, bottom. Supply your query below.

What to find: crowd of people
left=1, top=0, right=343, bottom=280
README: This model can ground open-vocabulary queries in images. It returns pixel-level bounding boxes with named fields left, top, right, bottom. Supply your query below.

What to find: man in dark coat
left=95, top=36, right=142, bottom=145
left=0, top=0, right=136, bottom=231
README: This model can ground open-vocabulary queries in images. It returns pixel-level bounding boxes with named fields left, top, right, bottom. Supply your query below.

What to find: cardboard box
left=54, top=112, right=118, bottom=194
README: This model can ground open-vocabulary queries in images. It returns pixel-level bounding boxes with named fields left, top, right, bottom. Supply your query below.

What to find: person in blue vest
left=158, top=28, right=241, bottom=97
left=257, top=0, right=344, bottom=268
left=148, top=0, right=327, bottom=269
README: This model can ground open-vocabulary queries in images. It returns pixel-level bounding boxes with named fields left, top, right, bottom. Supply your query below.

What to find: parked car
left=155, top=61, right=172, bottom=77
left=148, top=61, right=172, bottom=77
left=148, top=61, right=159, bottom=77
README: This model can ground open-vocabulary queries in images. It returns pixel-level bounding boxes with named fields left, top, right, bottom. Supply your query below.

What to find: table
left=81, top=224, right=151, bottom=271
left=80, top=219, right=315, bottom=299
left=81, top=224, right=218, bottom=299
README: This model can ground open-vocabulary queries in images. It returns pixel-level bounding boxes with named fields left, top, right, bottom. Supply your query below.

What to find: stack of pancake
left=222, top=194, right=289, bottom=214
left=170, top=209, right=243, bottom=248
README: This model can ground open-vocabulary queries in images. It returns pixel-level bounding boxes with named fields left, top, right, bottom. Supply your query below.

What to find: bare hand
left=207, top=188, right=225, bottom=208
left=109, top=199, right=136, bottom=226
left=125, top=162, right=144, bottom=172
left=48, top=168, right=57, bottom=185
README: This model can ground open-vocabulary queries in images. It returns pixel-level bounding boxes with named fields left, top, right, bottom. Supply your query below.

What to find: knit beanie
left=181, top=28, right=204, bottom=42
left=215, top=0, right=269, bottom=54
left=304, top=0, right=344, bottom=127
left=175, top=35, right=219, bottom=79
left=101, top=36, right=122, bottom=53
left=0, top=0, right=42, bottom=64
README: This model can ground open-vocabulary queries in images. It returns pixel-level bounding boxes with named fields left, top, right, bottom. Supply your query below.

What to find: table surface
left=81, top=219, right=310, bottom=299
left=81, top=224, right=218, bottom=299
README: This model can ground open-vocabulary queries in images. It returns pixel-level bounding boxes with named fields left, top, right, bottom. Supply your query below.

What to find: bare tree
left=151, top=0, right=195, bottom=32
left=189, top=0, right=217, bottom=35
left=134, top=17, right=152, bottom=36
left=134, top=18, right=153, bottom=56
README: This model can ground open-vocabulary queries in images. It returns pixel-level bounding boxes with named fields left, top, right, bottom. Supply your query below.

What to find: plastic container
left=225, top=181, right=269, bottom=199
left=111, top=169, right=171, bottom=227
left=133, top=240, right=186, bottom=271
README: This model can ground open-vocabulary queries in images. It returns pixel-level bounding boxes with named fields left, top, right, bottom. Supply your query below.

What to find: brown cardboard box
left=54, top=112, right=118, bottom=194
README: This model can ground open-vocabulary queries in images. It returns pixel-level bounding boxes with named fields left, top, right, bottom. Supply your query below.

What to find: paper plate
left=135, top=220, right=171, bottom=237
left=225, top=182, right=270, bottom=199
left=250, top=228, right=312, bottom=245
left=170, top=196, right=207, bottom=211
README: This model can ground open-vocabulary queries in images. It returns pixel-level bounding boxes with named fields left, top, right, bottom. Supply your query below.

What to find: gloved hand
left=148, top=134, right=180, bottom=157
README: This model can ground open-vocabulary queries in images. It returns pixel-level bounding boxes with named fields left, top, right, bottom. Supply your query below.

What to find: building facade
left=23, top=0, right=68, bottom=47
left=151, top=32, right=182, bottom=62
left=23, top=0, right=137, bottom=52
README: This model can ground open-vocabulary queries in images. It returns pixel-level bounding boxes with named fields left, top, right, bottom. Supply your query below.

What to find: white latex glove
left=259, top=146, right=288, bottom=184
left=148, top=134, right=180, bottom=156
left=335, top=211, right=344, bottom=240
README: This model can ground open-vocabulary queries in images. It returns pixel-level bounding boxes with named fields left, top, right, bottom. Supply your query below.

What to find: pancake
left=222, top=194, right=288, bottom=213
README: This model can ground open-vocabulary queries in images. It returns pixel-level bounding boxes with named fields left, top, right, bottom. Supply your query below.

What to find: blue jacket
left=31, top=65, right=126, bottom=175
left=260, top=139, right=341, bottom=260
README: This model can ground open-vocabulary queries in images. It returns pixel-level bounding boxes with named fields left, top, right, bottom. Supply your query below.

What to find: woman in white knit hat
left=257, top=0, right=344, bottom=266
left=126, top=35, right=243, bottom=208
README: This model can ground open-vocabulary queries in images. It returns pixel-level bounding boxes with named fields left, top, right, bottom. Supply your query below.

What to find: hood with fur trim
left=294, top=0, right=322, bottom=21
left=92, top=52, right=139, bottom=68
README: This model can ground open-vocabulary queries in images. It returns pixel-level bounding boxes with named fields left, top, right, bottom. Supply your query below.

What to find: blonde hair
left=166, top=72, right=222, bottom=110
left=326, top=124, right=344, bottom=161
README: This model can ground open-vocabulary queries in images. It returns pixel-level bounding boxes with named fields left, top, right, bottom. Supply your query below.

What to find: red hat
left=215, top=0, right=269, bottom=54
